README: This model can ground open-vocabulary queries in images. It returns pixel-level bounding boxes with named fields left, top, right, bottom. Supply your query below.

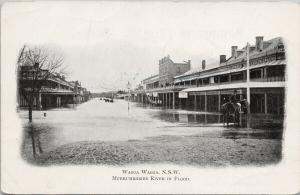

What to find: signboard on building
left=179, top=91, right=188, bottom=98
left=153, top=92, right=158, bottom=97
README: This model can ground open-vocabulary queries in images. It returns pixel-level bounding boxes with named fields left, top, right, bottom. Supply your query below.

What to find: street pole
left=127, top=81, right=131, bottom=113
left=246, top=42, right=251, bottom=114
left=128, top=90, right=130, bottom=112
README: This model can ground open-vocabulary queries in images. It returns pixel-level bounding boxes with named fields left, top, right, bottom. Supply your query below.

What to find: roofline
left=175, top=37, right=284, bottom=79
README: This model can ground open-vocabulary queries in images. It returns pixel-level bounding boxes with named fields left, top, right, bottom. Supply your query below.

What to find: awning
left=40, top=88, right=74, bottom=94
left=182, top=83, right=246, bottom=92
left=181, top=81, right=285, bottom=93
left=189, top=89, right=244, bottom=96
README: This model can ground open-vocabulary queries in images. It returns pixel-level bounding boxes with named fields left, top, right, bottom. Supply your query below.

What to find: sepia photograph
left=18, top=36, right=285, bottom=166
left=1, top=1, right=300, bottom=194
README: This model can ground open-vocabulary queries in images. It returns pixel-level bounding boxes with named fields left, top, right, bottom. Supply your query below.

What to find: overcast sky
left=2, top=1, right=299, bottom=92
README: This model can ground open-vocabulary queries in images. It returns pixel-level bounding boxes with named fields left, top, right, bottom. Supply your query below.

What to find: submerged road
left=19, top=98, right=283, bottom=166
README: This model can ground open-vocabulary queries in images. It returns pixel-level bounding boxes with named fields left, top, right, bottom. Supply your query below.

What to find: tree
left=17, top=45, right=66, bottom=122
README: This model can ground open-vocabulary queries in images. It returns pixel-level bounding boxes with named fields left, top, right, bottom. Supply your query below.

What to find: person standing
left=230, top=90, right=238, bottom=104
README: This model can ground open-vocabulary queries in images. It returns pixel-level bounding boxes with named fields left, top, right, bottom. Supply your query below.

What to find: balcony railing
left=250, top=76, right=285, bottom=82
left=133, top=76, right=285, bottom=93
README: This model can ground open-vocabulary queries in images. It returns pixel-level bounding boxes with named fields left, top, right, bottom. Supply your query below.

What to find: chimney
left=219, top=55, right=226, bottom=64
left=187, top=60, right=191, bottom=70
left=202, top=60, right=206, bottom=70
left=255, top=36, right=264, bottom=51
left=231, top=46, right=238, bottom=58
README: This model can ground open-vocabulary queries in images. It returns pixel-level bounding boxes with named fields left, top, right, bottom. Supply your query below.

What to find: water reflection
left=22, top=124, right=44, bottom=160
left=150, top=111, right=222, bottom=124
left=27, top=124, right=43, bottom=157
left=22, top=123, right=58, bottom=160
left=146, top=106, right=283, bottom=140
left=149, top=109, right=283, bottom=129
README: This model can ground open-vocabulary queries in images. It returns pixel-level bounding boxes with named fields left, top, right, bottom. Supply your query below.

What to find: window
left=267, top=66, right=285, bottom=77
left=220, top=75, right=229, bottom=83
left=214, top=77, right=219, bottom=83
left=231, top=72, right=244, bottom=81
left=250, top=69, right=262, bottom=79
left=203, top=78, right=209, bottom=85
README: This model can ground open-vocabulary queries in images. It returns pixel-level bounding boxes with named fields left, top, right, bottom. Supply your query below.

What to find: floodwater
left=19, top=98, right=283, bottom=156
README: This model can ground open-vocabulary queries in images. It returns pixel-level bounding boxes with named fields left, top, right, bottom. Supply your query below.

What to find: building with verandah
left=173, top=36, right=285, bottom=114
left=132, top=36, right=286, bottom=115
left=18, top=65, right=91, bottom=109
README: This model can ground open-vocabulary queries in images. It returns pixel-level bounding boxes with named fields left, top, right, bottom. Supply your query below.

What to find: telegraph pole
left=246, top=42, right=251, bottom=114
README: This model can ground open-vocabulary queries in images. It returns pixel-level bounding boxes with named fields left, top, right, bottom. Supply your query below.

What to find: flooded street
left=20, top=98, right=283, bottom=166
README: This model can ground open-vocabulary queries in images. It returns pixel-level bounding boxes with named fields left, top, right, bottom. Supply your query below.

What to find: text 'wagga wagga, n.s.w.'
left=122, top=169, right=180, bottom=175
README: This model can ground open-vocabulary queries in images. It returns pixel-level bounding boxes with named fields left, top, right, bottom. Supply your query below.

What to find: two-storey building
left=173, top=36, right=285, bottom=114
left=18, top=65, right=91, bottom=109
left=133, top=36, right=285, bottom=115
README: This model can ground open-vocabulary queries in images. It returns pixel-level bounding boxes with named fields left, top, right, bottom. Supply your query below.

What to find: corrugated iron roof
left=226, top=37, right=283, bottom=64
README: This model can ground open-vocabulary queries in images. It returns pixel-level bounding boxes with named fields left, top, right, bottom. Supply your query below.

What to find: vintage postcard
left=1, top=1, right=300, bottom=194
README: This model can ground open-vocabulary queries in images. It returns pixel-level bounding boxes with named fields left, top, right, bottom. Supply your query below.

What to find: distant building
left=158, top=55, right=191, bottom=87
left=141, top=55, right=191, bottom=90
